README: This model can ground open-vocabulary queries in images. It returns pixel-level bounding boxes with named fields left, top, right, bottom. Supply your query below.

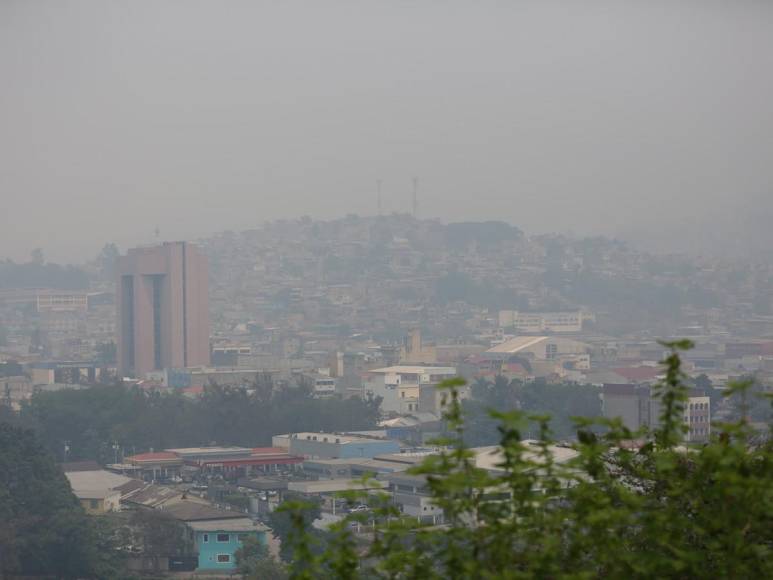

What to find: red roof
left=127, top=451, right=180, bottom=463
left=251, top=447, right=287, bottom=455
left=611, top=366, right=662, bottom=382
left=503, top=362, right=527, bottom=374
left=197, top=456, right=303, bottom=468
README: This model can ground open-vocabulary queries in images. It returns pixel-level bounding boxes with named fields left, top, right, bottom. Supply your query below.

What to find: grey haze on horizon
left=1, top=0, right=772, bottom=264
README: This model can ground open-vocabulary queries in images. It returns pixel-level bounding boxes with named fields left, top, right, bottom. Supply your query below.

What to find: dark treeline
left=14, top=379, right=382, bottom=463
left=463, top=376, right=603, bottom=445
left=0, top=258, right=89, bottom=290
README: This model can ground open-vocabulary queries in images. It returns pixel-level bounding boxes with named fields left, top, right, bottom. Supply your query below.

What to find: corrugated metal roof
left=187, top=518, right=268, bottom=532
left=367, top=366, right=457, bottom=374
left=486, top=336, right=548, bottom=354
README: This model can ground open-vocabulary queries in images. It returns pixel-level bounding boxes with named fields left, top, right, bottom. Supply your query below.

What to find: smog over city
left=1, top=2, right=772, bottom=579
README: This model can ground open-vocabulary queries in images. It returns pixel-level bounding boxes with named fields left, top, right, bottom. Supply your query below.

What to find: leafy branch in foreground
left=281, top=342, right=772, bottom=579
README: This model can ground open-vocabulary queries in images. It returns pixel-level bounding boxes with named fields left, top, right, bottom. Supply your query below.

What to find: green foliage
left=223, top=493, right=250, bottom=511
left=235, top=535, right=288, bottom=579
left=129, top=509, right=190, bottom=557
left=0, top=423, right=124, bottom=579
left=18, top=377, right=381, bottom=462
left=282, top=344, right=773, bottom=579
left=0, top=258, right=89, bottom=290
left=269, top=494, right=328, bottom=564
left=434, top=271, right=524, bottom=310
left=465, top=376, right=602, bottom=444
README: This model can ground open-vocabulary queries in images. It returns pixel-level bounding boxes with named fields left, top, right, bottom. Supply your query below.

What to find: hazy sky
left=2, top=0, right=772, bottom=263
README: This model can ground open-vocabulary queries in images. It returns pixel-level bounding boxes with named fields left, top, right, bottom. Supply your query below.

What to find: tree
left=97, top=243, right=120, bottom=280
left=268, top=494, right=325, bottom=563
left=0, top=423, right=110, bottom=579
left=30, top=248, right=44, bottom=265
left=466, top=376, right=602, bottom=444
left=129, top=508, right=190, bottom=568
left=17, top=379, right=382, bottom=463
left=235, top=535, right=288, bottom=580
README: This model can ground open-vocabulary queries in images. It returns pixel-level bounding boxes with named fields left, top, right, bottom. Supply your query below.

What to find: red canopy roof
left=127, top=451, right=181, bottom=463
left=611, top=366, right=662, bottom=382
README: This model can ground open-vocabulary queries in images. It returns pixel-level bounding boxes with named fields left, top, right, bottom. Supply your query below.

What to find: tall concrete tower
left=116, top=242, right=210, bottom=377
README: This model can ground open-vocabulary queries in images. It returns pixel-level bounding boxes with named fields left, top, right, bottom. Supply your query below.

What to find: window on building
left=203, top=534, right=209, bottom=543
left=217, top=554, right=231, bottom=563
left=217, top=533, right=230, bottom=543
left=89, top=499, right=99, bottom=509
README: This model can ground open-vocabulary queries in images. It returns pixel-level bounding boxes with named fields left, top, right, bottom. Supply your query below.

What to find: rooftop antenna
left=377, top=179, right=382, bottom=216
left=412, top=177, right=418, bottom=218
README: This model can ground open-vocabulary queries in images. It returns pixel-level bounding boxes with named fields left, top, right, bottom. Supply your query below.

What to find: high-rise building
left=116, top=242, right=210, bottom=377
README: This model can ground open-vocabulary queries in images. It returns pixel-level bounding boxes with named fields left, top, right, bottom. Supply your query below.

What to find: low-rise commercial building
left=364, top=365, right=458, bottom=415
left=272, top=432, right=400, bottom=459
left=498, top=311, right=585, bottom=333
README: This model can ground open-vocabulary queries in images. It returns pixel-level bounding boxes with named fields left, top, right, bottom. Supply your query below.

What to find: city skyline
left=2, top=1, right=773, bottom=262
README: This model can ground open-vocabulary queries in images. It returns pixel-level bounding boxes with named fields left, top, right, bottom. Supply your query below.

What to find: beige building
left=117, top=242, right=210, bottom=377
left=36, top=291, right=88, bottom=313
left=399, top=329, right=437, bottom=364
left=0, top=289, right=88, bottom=313
left=498, top=311, right=584, bottom=333
left=75, top=489, right=121, bottom=515
left=484, top=336, right=591, bottom=379
left=64, top=469, right=134, bottom=514
left=486, top=336, right=589, bottom=361
left=364, top=365, right=459, bottom=415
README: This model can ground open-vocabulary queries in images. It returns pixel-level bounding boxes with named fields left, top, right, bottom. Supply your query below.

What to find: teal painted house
left=189, top=518, right=268, bottom=571
left=163, top=501, right=269, bottom=572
